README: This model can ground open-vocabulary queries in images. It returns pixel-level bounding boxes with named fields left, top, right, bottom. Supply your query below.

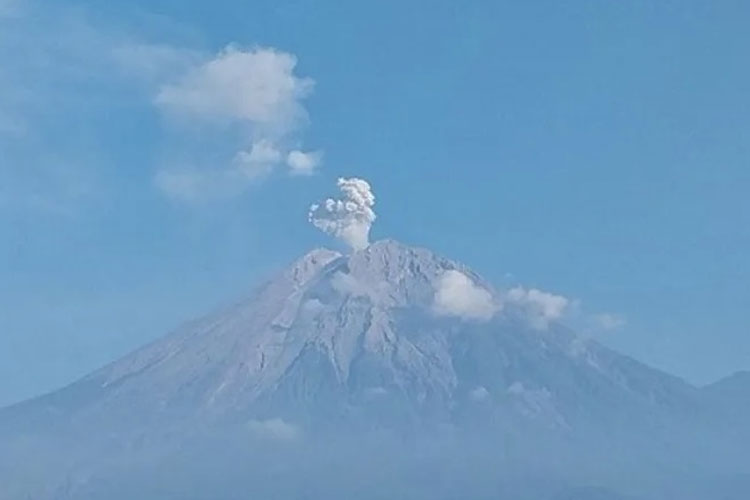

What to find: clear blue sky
left=1, top=0, right=748, bottom=407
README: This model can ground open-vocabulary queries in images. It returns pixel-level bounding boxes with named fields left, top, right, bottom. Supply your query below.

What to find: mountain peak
left=360, top=237, right=415, bottom=252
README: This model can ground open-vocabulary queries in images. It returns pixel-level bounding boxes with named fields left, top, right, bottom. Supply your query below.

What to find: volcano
left=1, top=240, right=699, bottom=433
left=1, top=240, right=748, bottom=500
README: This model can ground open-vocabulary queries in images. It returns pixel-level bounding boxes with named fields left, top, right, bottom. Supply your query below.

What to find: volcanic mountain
left=1, top=240, right=747, bottom=500
left=2, top=240, right=700, bottom=435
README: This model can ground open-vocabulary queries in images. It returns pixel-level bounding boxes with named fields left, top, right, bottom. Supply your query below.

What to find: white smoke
left=308, top=177, right=376, bottom=250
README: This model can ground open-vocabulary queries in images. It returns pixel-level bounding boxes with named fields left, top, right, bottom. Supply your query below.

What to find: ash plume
left=308, top=177, right=375, bottom=250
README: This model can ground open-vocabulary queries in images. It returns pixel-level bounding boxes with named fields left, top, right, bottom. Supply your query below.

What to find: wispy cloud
left=505, top=286, right=570, bottom=330
left=111, top=43, right=202, bottom=85
left=430, top=269, right=624, bottom=335
left=287, top=149, right=322, bottom=176
left=590, top=312, right=627, bottom=332
left=501, top=285, right=626, bottom=334
left=246, top=418, right=300, bottom=441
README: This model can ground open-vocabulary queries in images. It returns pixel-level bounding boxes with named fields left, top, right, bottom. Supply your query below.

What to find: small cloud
left=233, top=140, right=282, bottom=180
left=506, top=286, right=569, bottom=330
left=591, top=313, right=627, bottom=331
left=287, top=150, right=322, bottom=176
left=507, top=381, right=527, bottom=395
left=246, top=418, right=300, bottom=441
left=470, top=386, right=490, bottom=401
left=153, top=169, right=203, bottom=202
left=563, top=303, right=627, bottom=337
left=433, top=270, right=498, bottom=322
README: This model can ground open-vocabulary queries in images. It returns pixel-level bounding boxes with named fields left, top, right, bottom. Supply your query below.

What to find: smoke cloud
left=309, top=177, right=376, bottom=250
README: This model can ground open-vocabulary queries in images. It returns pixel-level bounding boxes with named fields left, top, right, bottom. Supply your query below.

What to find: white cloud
left=2, top=11, right=321, bottom=210
left=505, top=287, right=569, bottom=330
left=152, top=45, right=319, bottom=201
left=433, top=270, right=498, bottom=322
left=591, top=312, right=627, bottom=331
left=309, top=177, right=376, bottom=251
left=470, top=386, right=490, bottom=401
left=246, top=418, right=300, bottom=441
left=287, top=150, right=322, bottom=176
left=233, top=140, right=283, bottom=180
left=155, top=45, right=313, bottom=133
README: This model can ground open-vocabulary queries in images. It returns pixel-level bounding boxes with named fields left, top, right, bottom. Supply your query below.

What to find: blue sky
left=1, top=0, right=748, bottom=406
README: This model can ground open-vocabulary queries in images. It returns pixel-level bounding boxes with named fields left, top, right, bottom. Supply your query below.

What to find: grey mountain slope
left=1, top=240, right=702, bottom=438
